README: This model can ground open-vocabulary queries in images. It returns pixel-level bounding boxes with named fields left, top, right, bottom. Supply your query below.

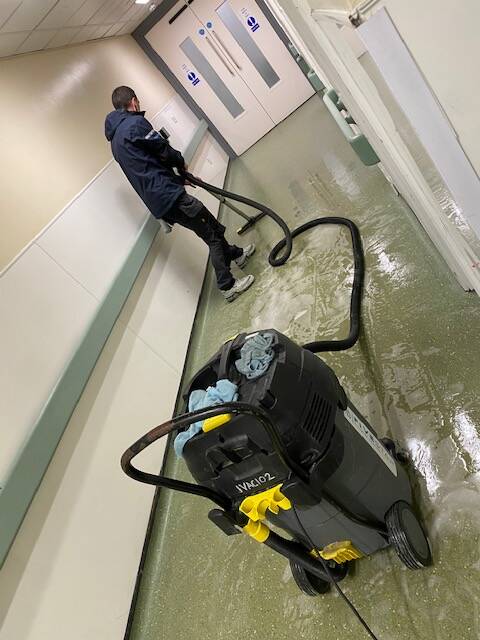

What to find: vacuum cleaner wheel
left=290, top=560, right=330, bottom=596
left=289, top=560, right=349, bottom=596
left=386, top=501, right=432, bottom=569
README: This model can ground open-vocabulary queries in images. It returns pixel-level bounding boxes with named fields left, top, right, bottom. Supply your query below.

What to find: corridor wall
left=0, top=34, right=229, bottom=639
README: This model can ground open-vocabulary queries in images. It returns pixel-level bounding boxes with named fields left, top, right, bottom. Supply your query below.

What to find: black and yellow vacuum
left=121, top=174, right=431, bottom=639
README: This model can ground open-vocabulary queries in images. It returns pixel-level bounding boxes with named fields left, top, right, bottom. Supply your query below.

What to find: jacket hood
left=105, top=109, right=129, bottom=141
left=105, top=109, right=145, bottom=141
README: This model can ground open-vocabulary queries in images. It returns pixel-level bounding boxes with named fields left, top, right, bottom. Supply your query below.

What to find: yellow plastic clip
left=319, top=540, right=363, bottom=564
left=243, top=520, right=270, bottom=543
left=202, top=414, right=232, bottom=432
left=239, top=484, right=292, bottom=522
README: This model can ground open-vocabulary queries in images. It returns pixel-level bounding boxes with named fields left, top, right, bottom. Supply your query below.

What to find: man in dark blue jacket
left=105, top=86, right=255, bottom=302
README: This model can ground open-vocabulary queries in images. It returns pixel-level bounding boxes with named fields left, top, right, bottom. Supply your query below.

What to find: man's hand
left=182, top=165, right=198, bottom=188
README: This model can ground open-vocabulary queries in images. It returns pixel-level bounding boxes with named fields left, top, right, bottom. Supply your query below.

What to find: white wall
left=0, top=94, right=199, bottom=494
left=356, top=7, right=480, bottom=249
left=0, top=91, right=229, bottom=638
left=0, top=35, right=176, bottom=270
left=360, top=0, right=480, bottom=181
left=272, top=0, right=480, bottom=189
left=265, top=0, right=480, bottom=293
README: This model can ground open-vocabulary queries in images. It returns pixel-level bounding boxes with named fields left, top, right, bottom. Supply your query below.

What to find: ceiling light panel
left=38, top=0, right=87, bottom=30
left=69, top=24, right=101, bottom=43
left=122, top=3, right=145, bottom=22
left=1, top=0, right=58, bottom=33
left=16, top=28, right=57, bottom=54
left=0, top=31, right=29, bottom=56
left=88, top=0, right=123, bottom=24
left=0, top=1, right=22, bottom=30
left=67, top=0, right=109, bottom=27
left=102, top=0, right=134, bottom=24
left=102, top=22, right=124, bottom=37
left=45, top=27, right=81, bottom=48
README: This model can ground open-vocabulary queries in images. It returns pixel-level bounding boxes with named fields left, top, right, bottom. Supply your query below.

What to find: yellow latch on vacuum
left=202, top=414, right=232, bottom=432
left=320, top=540, right=363, bottom=564
left=239, top=484, right=292, bottom=522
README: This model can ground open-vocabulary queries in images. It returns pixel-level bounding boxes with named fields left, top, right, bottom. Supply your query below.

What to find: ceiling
left=0, top=0, right=157, bottom=59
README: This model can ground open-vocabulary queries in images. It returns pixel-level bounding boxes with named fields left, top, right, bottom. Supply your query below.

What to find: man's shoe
left=223, top=275, right=255, bottom=302
left=235, top=244, right=256, bottom=269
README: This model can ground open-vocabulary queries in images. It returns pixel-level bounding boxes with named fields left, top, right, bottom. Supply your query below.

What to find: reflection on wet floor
left=131, top=96, right=480, bottom=640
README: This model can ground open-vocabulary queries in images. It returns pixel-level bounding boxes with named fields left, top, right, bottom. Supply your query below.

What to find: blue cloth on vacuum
left=174, top=379, right=238, bottom=457
left=235, top=331, right=275, bottom=380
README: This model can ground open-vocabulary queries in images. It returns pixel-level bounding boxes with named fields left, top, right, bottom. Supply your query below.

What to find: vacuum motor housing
left=182, top=330, right=413, bottom=558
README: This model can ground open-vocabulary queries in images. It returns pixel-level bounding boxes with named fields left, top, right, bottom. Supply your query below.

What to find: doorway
left=144, top=0, right=314, bottom=154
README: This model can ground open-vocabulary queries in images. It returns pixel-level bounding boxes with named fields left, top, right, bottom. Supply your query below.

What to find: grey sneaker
left=235, top=243, right=256, bottom=269
left=223, top=275, right=255, bottom=302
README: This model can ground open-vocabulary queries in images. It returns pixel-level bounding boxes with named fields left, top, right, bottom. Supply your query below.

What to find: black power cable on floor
left=290, top=505, right=380, bottom=640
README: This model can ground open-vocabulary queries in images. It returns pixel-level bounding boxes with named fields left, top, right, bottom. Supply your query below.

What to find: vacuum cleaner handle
left=121, top=400, right=386, bottom=532
left=121, top=401, right=309, bottom=507
left=217, top=333, right=244, bottom=380
left=121, top=409, right=230, bottom=509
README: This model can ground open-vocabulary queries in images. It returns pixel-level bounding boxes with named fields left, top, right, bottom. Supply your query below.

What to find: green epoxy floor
left=130, top=97, right=480, bottom=640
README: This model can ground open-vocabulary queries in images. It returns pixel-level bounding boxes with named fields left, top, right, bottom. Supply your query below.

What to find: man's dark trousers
left=164, top=192, right=243, bottom=291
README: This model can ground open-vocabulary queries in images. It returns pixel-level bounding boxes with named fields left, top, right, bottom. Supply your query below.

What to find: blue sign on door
left=187, top=71, right=200, bottom=86
left=247, top=16, right=260, bottom=32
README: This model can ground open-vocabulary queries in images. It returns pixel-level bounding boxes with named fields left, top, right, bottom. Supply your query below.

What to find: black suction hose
left=185, top=174, right=293, bottom=267
left=272, top=216, right=364, bottom=352
left=184, top=173, right=364, bottom=353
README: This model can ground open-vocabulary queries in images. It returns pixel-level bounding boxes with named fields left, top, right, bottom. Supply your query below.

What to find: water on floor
left=130, top=96, right=480, bottom=640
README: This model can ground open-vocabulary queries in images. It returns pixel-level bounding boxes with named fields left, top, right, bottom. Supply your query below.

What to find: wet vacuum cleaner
left=122, top=329, right=432, bottom=601
left=122, top=174, right=431, bottom=638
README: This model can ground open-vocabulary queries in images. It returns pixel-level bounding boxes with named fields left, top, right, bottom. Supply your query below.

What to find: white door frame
left=265, top=0, right=480, bottom=294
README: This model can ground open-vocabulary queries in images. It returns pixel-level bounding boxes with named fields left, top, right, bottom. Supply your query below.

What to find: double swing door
left=145, top=0, right=314, bottom=154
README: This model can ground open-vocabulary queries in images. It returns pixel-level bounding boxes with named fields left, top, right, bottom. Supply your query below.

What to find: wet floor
left=130, top=96, right=480, bottom=640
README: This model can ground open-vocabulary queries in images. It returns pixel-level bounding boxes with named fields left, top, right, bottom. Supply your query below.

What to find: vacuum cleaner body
left=182, top=330, right=413, bottom=562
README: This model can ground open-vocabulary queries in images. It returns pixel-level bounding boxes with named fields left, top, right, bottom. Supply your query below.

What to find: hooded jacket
left=105, top=109, right=185, bottom=219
